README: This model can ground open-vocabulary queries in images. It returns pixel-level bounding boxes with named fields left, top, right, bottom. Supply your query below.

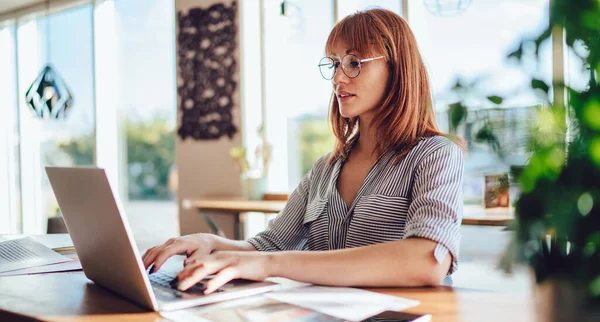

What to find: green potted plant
left=451, top=0, right=600, bottom=320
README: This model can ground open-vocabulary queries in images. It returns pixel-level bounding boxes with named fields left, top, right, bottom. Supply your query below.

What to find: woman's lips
left=338, top=93, right=355, bottom=103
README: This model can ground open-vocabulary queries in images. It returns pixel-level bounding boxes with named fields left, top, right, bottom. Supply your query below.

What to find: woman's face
left=329, top=42, right=389, bottom=122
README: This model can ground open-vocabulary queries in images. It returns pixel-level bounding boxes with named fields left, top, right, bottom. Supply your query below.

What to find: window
left=113, top=0, right=177, bottom=221
left=0, top=24, right=20, bottom=233
left=261, top=1, right=403, bottom=193
left=408, top=0, right=551, bottom=205
left=262, top=0, right=335, bottom=192
left=17, top=5, right=95, bottom=233
left=259, top=0, right=552, bottom=208
left=337, top=0, right=402, bottom=19
left=0, top=0, right=177, bottom=234
left=0, top=0, right=565, bottom=235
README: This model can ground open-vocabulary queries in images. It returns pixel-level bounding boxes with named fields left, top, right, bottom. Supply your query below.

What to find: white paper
left=0, top=237, right=71, bottom=273
left=265, top=277, right=312, bottom=289
left=265, top=286, right=420, bottom=322
left=0, top=234, right=74, bottom=250
left=160, top=294, right=346, bottom=322
left=0, top=253, right=81, bottom=276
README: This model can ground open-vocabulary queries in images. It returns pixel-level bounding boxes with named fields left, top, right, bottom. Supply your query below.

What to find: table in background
left=184, top=197, right=515, bottom=239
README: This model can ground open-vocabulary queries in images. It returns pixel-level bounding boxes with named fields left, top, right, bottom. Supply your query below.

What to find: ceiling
left=0, top=0, right=44, bottom=16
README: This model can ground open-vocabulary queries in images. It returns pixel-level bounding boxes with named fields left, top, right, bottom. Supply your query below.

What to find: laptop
left=45, top=166, right=281, bottom=311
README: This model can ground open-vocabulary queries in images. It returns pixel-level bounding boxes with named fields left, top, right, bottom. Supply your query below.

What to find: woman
left=143, top=8, right=465, bottom=294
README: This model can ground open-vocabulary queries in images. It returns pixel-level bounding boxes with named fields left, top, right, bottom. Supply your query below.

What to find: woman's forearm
left=212, top=235, right=257, bottom=252
left=268, top=238, right=450, bottom=287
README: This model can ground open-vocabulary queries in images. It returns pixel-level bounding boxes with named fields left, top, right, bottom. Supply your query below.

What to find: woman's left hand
left=175, top=251, right=274, bottom=294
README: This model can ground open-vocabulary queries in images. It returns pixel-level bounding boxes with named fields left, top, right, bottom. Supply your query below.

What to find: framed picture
left=483, top=173, right=510, bottom=208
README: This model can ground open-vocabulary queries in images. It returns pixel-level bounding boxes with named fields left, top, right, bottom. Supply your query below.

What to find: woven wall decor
left=177, top=1, right=238, bottom=140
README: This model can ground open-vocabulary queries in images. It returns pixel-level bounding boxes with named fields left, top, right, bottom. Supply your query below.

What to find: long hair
left=326, top=8, right=465, bottom=163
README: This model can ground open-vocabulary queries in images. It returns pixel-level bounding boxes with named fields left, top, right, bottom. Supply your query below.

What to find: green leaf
left=588, top=232, right=600, bottom=247
left=532, top=79, right=550, bottom=94
left=487, top=96, right=503, bottom=105
left=590, top=137, right=600, bottom=167
left=591, top=276, right=600, bottom=297
left=475, top=123, right=501, bottom=153
left=451, top=79, right=463, bottom=91
left=448, top=103, right=467, bottom=132
left=544, top=146, right=565, bottom=173
left=577, top=192, right=594, bottom=216
left=583, top=11, right=600, bottom=30
left=583, top=99, right=600, bottom=130
left=534, top=27, right=552, bottom=48
left=508, top=45, right=523, bottom=60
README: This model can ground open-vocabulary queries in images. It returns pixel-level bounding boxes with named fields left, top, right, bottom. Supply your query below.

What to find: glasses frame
left=318, top=54, right=385, bottom=80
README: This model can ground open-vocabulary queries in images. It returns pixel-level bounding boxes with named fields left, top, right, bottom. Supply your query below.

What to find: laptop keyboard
left=148, top=271, right=224, bottom=294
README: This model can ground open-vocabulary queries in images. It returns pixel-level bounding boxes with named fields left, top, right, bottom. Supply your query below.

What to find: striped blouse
left=246, top=136, right=464, bottom=284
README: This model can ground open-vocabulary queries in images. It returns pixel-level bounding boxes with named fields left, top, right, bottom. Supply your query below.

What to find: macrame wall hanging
left=177, top=1, right=238, bottom=140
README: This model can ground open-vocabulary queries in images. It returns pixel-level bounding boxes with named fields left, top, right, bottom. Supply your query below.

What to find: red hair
left=326, top=8, right=465, bottom=163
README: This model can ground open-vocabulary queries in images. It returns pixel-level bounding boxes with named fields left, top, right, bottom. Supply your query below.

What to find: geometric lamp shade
left=25, top=64, right=73, bottom=119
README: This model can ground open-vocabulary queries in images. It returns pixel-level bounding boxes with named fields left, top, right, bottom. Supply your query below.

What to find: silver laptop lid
left=45, top=166, right=158, bottom=311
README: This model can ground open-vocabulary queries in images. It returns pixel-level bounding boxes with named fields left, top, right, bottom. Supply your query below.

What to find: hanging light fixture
left=280, top=0, right=287, bottom=15
left=423, top=0, right=473, bottom=17
left=25, top=0, right=73, bottom=119
left=278, top=0, right=304, bottom=40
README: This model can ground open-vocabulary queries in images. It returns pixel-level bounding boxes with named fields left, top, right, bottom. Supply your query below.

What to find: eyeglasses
left=318, top=54, right=385, bottom=80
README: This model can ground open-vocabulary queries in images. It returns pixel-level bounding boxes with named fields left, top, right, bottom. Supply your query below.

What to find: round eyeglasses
left=318, top=54, right=385, bottom=80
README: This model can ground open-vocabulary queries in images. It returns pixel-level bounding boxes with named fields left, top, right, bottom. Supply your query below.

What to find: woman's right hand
left=142, top=234, right=217, bottom=273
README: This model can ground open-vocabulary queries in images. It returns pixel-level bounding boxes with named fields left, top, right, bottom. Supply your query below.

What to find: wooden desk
left=0, top=271, right=534, bottom=322
left=184, top=198, right=515, bottom=239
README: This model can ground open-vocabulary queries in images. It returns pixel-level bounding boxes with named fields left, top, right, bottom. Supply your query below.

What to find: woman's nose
left=332, top=66, right=349, bottom=85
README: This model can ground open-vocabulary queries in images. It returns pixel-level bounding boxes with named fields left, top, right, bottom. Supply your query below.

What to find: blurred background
left=0, top=0, right=587, bottom=292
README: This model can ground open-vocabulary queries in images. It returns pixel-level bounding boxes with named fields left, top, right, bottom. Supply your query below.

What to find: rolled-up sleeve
left=246, top=170, right=312, bottom=252
left=403, top=142, right=464, bottom=275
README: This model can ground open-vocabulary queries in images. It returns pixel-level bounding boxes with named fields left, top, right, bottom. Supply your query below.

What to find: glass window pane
left=337, top=0, right=402, bottom=19
left=0, top=24, right=20, bottom=233
left=114, top=0, right=177, bottom=210
left=408, top=0, right=551, bottom=205
left=411, top=0, right=550, bottom=106
left=263, top=0, right=335, bottom=192
left=17, top=5, right=95, bottom=232
left=240, top=0, right=263, bottom=178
